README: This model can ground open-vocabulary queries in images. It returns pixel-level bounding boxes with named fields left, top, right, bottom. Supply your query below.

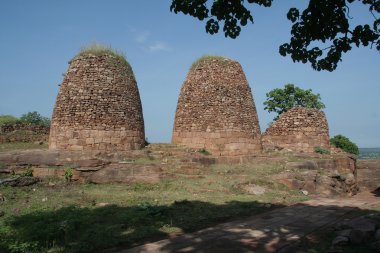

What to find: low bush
left=330, top=134, right=359, bottom=155
left=314, top=147, right=330, bottom=155
left=20, top=111, right=50, bottom=127
left=0, top=115, right=20, bottom=126
left=198, top=148, right=211, bottom=155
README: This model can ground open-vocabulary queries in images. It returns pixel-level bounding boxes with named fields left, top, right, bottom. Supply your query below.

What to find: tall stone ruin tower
left=49, top=46, right=145, bottom=151
left=172, top=56, right=262, bottom=156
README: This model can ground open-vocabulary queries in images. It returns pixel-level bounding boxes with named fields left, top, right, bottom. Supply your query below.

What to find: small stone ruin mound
left=49, top=46, right=145, bottom=151
left=172, top=56, right=262, bottom=156
left=262, top=107, right=329, bottom=153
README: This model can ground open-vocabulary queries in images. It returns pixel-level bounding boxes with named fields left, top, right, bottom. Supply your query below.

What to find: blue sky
left=0, top=1, right=379, bottom=147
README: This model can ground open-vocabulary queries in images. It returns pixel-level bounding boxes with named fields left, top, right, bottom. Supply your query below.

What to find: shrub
left=21, top=165, right=34, bottom=177
left=0, top=115, right=20, bottom=126
left=198, top=148, right=211, bottom=155
left=314, top=146, right=330, bottom=155
left=64, top=168, right=73, bottom=182
left=330, top=135, right=359, bottom=155
left=20, top=111, right=51, bottom=127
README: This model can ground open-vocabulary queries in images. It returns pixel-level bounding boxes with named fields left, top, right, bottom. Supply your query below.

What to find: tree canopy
left=20, top=111, right=51, bottom=127
left=170, top=0, right=380, bottom=71
left=263, top=84, right=325, bottom=119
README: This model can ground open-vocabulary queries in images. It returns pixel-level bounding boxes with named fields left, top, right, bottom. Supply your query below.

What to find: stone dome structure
left=262, top=107, right=330, bottom=153
left=172, top=56, right=262, bottom=156
left=49, top=47, right=145, bottom=151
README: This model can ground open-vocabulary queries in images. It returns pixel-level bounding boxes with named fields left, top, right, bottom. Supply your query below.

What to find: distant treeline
left=0, top=112, right=50, bottom=128
left=359, top=148, right=380, bottom=160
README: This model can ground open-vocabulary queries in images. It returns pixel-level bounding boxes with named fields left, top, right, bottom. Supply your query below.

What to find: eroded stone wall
left=49, top=53, right=145, bottom=151
left=262, top=107, right=329, bottom=153
left=172, top=57, right=262, bottom=156
left=1, top=124, right=49, bottom=135
left=0, top=123, right=49, bottom=143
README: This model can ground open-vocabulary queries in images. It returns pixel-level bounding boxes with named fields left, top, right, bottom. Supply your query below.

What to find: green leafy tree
left=263, top=84, right=325, bottom=119
left=330, top=134, right=359, bottom=155
left=170, top=0, right=380, bottom=71
left=0, top=115, right=20, bottom=126
left=20, top=111, right=51, bottom=127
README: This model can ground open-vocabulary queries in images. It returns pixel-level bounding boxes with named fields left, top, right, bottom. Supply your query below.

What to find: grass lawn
left=0, top=142, right=48, bottom=152
left=0, top=161, right=307, bottom=253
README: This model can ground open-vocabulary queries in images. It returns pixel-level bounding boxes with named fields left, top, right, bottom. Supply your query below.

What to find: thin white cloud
left=148, top=41, right=171, bottom=52
left=135, top=31, right=150, bottom=43
left=132, top=29, right=171, bottom=52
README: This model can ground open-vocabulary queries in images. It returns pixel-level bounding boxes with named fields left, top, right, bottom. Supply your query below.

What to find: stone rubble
left=262, top=107, right=330, bottom=153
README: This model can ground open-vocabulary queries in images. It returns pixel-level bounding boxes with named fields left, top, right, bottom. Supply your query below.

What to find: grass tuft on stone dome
left=74, top=43, right=134, bottom=75
left=191, top=55, right=231, bottom=69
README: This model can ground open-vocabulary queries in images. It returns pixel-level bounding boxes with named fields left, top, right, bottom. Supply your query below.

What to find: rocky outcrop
left=89, top=164, right=162, bottom=184
left=357, top=159, right=380, bottom=191
left=0, top=176, right=39, bottom=187
left=49, top=52, right=145, bottom=152
left=272, top=155, right=358, bottom=196
left=262, top=108, right=330, bottom=153
left=172, top=56, right=262, bottom=156
left=331, top=214, right=380, bottom=251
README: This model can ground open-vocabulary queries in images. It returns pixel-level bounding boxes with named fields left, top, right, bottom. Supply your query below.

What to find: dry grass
left=73, top=43, right=134, bottom=76
left=191, top=54, right=231, bottom=69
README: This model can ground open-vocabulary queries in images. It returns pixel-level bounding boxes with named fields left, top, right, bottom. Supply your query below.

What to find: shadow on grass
left=1, top=198, right=380, bottom=253
left=0, top=200, right=281, bottom=253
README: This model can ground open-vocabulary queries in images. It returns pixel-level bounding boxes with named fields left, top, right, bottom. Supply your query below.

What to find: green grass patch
left=0, top=142, right=48, bottom=152
left=0, top=160, right=308, bottom=253
left=373, top=204, right=380, bottom=212
left=0, top=182, right=284, bottom=253
left=314, top=146, right=330, bottom=155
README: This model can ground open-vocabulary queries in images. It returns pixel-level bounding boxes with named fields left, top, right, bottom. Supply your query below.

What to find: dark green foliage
left=21, top=166, right=33, bottom=177
left=330, top=134, right=359, bottom=155
left=170, top=0, right=380, bottom=71
left=263, top=84, right=325, bottom=119
left=64, top=168, right=73, bottom=182
left=198, top=148, right=211, bottom=155
left=314, top=147, right=331, bottom=155
left=20, top=112, right=50, bottom=127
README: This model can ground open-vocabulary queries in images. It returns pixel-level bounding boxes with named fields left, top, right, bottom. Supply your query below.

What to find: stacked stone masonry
left=0, top=123, right=49, bottom=143
left=49, top=53, right=145, bottom=151
left=0, top=123, right=49, bottom=135
left=262, top=107, right=330, bottom=153
left=172, top=58, right=262, bottom=156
